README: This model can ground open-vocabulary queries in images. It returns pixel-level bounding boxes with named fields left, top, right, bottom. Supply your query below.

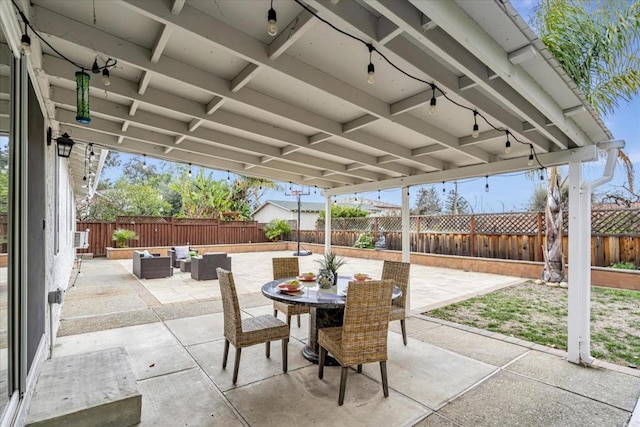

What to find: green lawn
left=426, top=282, right=640, bottom=367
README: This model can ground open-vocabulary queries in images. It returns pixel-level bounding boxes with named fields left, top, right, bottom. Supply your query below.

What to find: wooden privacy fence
left=77, top=216, right=268, bottom=256
left=301, top=209, right=640, bottom=268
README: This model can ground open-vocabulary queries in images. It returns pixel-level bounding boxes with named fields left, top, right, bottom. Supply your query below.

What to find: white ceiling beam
left=390, top=89, right=430, bottom=115
left=150, top=25, right=172, bottom=63
left=206, top=96, right=225, bottom=115
left=411, top=145, right=442, bottom=157
left=56, top=108, right=357, bottom=186
left=116, top=1, right=469, bottom=162
left=563, top=105, right=587, bottom=118
left=508, top=44, right=537, bottom=65
left=230, top=63, right=261, bottom=93
left=117, top=135, right=125, bottom=144
left=67, top=125, right=338, bottom=187
left=458, top=75, right=477, bottom=91
left=281, top=146, right=301, bottom=156
left=377, top=16, right=403, bottom=45
left=50, top=86, right=377, bottom=183
left=342, top=115, right=378, bottom=133
left=309, top=133, right=332, bottom=144
left=36, top=12, right=417, bottom=178
left=121, top=121, right=130, bottom=132
left=406, top=0, right=591, bottom=148
left=171, top=0, right=185, bottom=15
left=44, top=56, right=402, bottom=178
left=138, top=71, right=152, bottom=95
left=128, top=101, right=139, bottom=116
left=268, top=9, right=316, bottom=60
left=377, top=155, right=399, bottom=164
left=188, top=119, right=203, bottom=132
left=325, top=145, right=599, bottom=196
left=163, top=146, right=173, bottom=154
left=459, top=129, right=504, bottom=146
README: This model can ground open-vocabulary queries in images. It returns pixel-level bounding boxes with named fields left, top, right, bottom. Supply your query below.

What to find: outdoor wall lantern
left=56, top=133, right=75, bottom=158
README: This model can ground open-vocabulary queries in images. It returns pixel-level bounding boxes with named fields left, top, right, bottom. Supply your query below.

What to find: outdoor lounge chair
left=168, top=245, right=197, bottom=268
left=272, top=257, right=309, bottom=327
left=318, top=279, right=394, bottom=405
left=132, top=251, right=173, bottom=279
left=191, top=252, right=231, bottom=280
left=217, top=268, right=290, bottom=384
left=382, top=260, right=411, bottom=345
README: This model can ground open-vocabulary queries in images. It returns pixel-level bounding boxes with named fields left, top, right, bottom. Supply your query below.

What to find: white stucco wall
left=254, top=204, right=320, bottom=230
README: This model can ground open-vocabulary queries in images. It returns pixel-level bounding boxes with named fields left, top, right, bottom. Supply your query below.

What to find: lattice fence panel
left=591, top=209, right=640, bottom=234
left=377, top=216, right=403, bottom=231
left=475, top=213, right=540, bottom=234
left=418, top=215, right=471, bottom=233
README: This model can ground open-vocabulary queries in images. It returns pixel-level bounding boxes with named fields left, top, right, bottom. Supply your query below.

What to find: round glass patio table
left=261, top=275, right=402, bottom=365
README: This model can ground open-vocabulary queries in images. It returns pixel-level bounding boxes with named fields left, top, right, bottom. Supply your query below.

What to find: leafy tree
left=169, top=169, right=274, bottom=219
left=532, top=0, right=640, bottom=281
left=78, top=179, right=171, bottom=220
left=318, top=205, right=368, bottom=219
left=264, top=218, right=291, bottom=241
left=444, top=186, right=470, bottom=214
left=412, top=187, right=442, bottom=215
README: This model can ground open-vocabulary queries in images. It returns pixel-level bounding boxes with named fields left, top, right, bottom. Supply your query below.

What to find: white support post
left=401, top=186, right=411, bottom=314
left=324, top=195, right=332, bottom=255
left=401, top=187, right=410, bottom=262
left=568, top=160, right=596, bottom=365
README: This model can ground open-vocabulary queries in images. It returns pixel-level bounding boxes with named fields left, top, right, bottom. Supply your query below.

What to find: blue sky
left=106, top=0, right=639, bottom=213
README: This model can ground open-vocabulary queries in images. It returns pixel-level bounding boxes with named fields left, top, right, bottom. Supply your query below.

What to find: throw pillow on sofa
left=174, top=246, right=190, bottom=259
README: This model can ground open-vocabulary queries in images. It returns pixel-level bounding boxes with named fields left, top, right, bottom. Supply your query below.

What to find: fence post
left=537, top=212, right=543, bottom=262
left=470, top=215, right=475, bottom=257
left=416, top=216, right=421, bottom=253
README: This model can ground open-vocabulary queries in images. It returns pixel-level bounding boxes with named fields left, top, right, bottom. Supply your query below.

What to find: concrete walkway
left=46, top=251, right=640, bottom=426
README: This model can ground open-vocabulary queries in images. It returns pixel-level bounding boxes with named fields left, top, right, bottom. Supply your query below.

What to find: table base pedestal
left=303, top=306, right=344, bottom=366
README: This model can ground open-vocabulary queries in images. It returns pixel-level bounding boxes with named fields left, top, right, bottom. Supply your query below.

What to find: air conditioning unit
left=73, top=230, right=90, bottom=249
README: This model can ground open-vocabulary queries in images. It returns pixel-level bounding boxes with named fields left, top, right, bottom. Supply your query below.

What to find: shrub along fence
left=298, top=209, right=640, bottom=268
left=77, top=216, right=268, bottom=256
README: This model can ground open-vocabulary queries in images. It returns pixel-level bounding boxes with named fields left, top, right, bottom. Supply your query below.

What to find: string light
left=20, top=19, right=30, bottom=56
left=291, top=0, right=546, bottom=169
left=378, top=189, right=381, bottom=200
left=355, top=192, right=358, bottom=202
left=102, top=68, right=110, bottom=86
left=442, top=181, right=446, bottom=193
left=485, top=175, right=489, bottom=192
left=267, top=0, right=278, bottom=36
left=188, top=163, right=192, bottom=178
left=227, top=170, right=231, bottom=182
left=314, top=185, right=318, bottom=195
left=90, top=145, right=95, bottom=161
left=142, top=154, right=147, bottom=170
left=540, top=168, right=545, bottom=181
left=505, top=130, right=511, bottom=154
left=429, top=83, right=437, bottom=114
left=528, top=145, right=534, bottom=166
left=472, top=110, right=479, bottom=138
left=367, top=44, right=375, bottom=84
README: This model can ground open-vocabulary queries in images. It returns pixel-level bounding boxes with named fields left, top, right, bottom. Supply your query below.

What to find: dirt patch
left=426, top=281, right=640, bottom=368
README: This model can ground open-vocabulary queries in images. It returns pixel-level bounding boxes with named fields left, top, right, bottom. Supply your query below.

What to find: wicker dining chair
left=382, top=260, right=411, bottom=345
left=318, top=279, right=394, bottom=406
left=217, top=268, right=290, bottom=384
left=272, top=257, right=309, bottom=327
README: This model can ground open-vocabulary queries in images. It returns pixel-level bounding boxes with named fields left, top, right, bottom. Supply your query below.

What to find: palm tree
left=532, top=0, right=640, bottom=281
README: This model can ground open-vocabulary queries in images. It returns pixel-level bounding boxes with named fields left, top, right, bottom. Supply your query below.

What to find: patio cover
left=0, top=0, right=620, bottom=365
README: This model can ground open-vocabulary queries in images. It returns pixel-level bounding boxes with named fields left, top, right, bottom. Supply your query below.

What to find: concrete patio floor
left=47, top=251, right=640, bottom=426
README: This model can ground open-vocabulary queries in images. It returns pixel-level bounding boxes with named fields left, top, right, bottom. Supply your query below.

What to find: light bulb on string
left=20, top=19, right=31, bottom=56
left=355, top=193, right=358, bottom=202
left=90, top=146, right=95, bottom=161
left=528, top=146, right=534, bottom=166
left=540, top=168, right=545, bottom=181
left=314, top=186, right=318, bottom=195
left=188, top=163, right=192, bottom=178
left=504, top=130, right=511, bottom=154
left=378, top=190, right=381, bottom=201
left=102, top=68, right=110, bottom=86
left=367, top=44, right=375, bottom=84
left=267, top=0, right=278, bottom=36
left=227, top=171, right=231, bottom=182
left=429, top=84, right=437, bottom=114
left=442, top=181, right=445, bottom=193
left=143, top=154, right=147, bottom=170
left=485, top=175, right=489, bottom=193
left=472, top=110, right=479, bottom=138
